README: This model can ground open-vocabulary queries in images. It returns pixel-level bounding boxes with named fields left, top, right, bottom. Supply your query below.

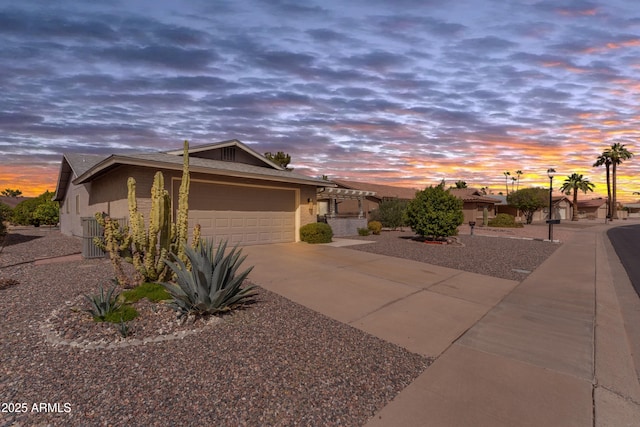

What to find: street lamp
left=547, top=168, right=556, bottom=241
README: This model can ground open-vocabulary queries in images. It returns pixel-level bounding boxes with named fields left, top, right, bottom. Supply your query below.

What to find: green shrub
left=121, top=282, right=171, bottom=303
left=405, top=184, right=464, bottom=239
left=300, top=222, right=333, bottom=243
left=101, top=305, right=139, bottom=323
left=369, top=200, right=408, bottom=229
left=161, top=239, right=255, bottom=317
left=357, top=227, right=370, bottom=236
left=367, top=220, right=382, bottom=235
left=488, top=213, right=523, bottom=228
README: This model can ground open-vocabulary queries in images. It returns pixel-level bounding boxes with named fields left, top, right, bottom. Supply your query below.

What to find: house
left=624, top=203, right=640, bottom=219
left=494, top=194, right=572, bottom=222
left=577, top=198, right=608, bottom=220
left=447, top=188, right=499, bottom=224
left=321, top=179, right=417, bottom=219
left=53, top=140, right=331, bottom=247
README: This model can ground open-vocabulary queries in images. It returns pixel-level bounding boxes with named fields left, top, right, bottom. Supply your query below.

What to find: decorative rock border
left=40, top=296, right=222, bottom=350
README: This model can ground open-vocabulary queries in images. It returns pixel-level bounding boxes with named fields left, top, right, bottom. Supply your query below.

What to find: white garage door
left=185, top=181, right=296, bottom=245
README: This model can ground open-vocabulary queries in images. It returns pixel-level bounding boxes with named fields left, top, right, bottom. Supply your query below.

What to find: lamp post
left=547, top=168, right=556, bottom=241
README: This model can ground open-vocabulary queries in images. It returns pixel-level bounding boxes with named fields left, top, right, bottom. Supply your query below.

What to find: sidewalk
left=243, top=223, right=640, bottom=426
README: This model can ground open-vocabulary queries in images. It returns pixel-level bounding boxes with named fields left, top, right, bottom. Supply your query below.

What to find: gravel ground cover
left=346, top=227, right=576, bottom=281
left=0, top=229, right=428, bottom=427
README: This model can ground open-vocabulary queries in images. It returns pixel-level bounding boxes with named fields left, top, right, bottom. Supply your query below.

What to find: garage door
left=185, top=181, right=296, bottom=245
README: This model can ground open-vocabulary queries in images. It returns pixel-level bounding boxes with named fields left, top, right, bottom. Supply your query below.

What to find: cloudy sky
left=1, top=0, right=639, bottom=199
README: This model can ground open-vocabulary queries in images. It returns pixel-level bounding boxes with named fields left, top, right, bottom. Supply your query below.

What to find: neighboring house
left=322, top=179, right=417, bottom=219
left=577, top=198, right=608, bottom=220
left=53, top=140, right=331, bottom=247
left=624, top=203, right=640, bottom=218
left=448, top=188, right=498, bottom=224
left=494, top=194, right=572, bottom=222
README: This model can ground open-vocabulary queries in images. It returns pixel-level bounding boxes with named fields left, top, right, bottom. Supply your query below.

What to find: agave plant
left=160, top=239, right=255, bottom=316
left=85, top=283, right=121, bottom=320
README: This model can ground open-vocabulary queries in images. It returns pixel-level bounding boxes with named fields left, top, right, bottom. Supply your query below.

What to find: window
left=75, top=194, right=80, bottom=214
left=222, top=147, right=236, bottom=161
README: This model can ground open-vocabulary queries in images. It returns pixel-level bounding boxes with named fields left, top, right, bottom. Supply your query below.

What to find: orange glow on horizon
left=0, top=165, right=59, bottom=197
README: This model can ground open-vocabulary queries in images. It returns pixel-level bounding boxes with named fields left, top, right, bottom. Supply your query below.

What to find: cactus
left=96, top=140, right=194, bottom=286
left=483, top=206, right=489, bottom=227
left=174, top=140, right=190, bottom=264
left=93, top=213, right=133, bottom=287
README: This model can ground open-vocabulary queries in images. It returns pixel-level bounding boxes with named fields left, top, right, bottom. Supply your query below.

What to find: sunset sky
left=1, top=0, right=639, bottom=200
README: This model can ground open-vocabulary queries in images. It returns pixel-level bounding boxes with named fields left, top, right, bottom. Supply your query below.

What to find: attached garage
left=185, top=180, right=297, bottom=245
left=55, top=139, right=331, bottom=249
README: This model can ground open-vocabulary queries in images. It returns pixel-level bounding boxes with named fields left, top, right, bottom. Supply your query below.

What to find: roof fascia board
left=73, top=155, right=332, bottom=188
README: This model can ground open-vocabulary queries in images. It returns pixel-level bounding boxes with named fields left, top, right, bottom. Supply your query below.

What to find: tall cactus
left=94, top=213, right=133, bottom=287
left=174, top=140, right=190, bottom=263
left=96, top=140, right=193, bottom=286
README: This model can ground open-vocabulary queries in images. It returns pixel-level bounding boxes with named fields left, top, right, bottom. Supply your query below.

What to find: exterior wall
left=59, top=180, right=92, bottom=237
left=67, top=163, right=321, bottom=245
left=336, top=198, right=379, bottom=218
left=327, top=217, right=367, bottom=237
left=578, top=204, right=608, bottom=220
left=462, top=203, right=496, bottom=224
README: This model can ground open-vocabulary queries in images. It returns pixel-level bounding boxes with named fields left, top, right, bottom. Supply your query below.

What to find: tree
left=264, top=151, right=292, bottom=170
left=515, top=170, right=523, bottom=192
left=503, top=171, right=511, bottom=195
left=405, top=183, right=463, bottom=239
left=593, top=153, right=612, bottom=218
left=605, top=142, right=633, bottom=219
left=1, top=188, right=22, bottom=197
left=0, top=202, right=10, bottom=236
left=560, top=173, right=595, bottom=221
left=11, top=191, right=57, bottom=226
left=369, top=199, right=408, bottom=230
left=454, top=180, right=467, bottom=189
left=507, top=187, right=548, bottom=224
left=33, top=198, right=60, bottom=228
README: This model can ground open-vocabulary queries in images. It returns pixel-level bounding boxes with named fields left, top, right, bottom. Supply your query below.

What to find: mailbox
left=546, top=219, right=560, bottom=224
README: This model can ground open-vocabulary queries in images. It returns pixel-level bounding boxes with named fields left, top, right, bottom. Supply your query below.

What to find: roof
left=577, top=198, right=607, bottom=208
left=54, top=140, right=332, bottom=201
left=448, top=188, right=499, bottom=204
left=0, top=196, right=34, bottom=208
left=332, top=179, right=417, bottom=200
left=164, top=139, right=284, bottom=170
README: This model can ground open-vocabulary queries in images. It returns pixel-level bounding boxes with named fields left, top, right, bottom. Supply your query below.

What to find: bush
left=488, top=213, right=523, bottom=228
left=369, top=199, right=408, bottom=229
left=357, top=227, right=370, bottom=236
left=405, top=184, right=464, bottom=239
left=300, top=222, right=333, bottom=243
left=0, top=202, right=9, bottom=236
left=367, top=221, right=382, bottom=235
left=161, top=239, right=255, bottom=317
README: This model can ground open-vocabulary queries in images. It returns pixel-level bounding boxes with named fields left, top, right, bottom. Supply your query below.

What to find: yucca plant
left=85, top=283, right=122, bottom=321
left=160, top=239, right=255, bottom=317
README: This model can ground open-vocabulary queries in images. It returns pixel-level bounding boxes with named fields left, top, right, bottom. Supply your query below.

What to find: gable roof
left=164, top=139, right=284, bottom=170
left=577, top=198, right=607, bottom=208
left=54, top=140, right=332, bottom=201
left=332, top=179, right=417, bottom=200
left=448, top=188, right=499, bottom=204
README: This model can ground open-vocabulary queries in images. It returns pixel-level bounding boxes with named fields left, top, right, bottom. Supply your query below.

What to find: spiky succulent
left=85, top=284, right=122, bottom=320
left=161, top=239, right=255, bottom=317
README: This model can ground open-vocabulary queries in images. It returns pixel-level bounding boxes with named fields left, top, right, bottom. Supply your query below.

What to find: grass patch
left=95, top=304, right=139, bottom=323
left=121, top=282, right=171, bottom=303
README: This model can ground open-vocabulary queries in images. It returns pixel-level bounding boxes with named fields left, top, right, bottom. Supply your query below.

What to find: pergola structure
left=317, top=187, right=376, bottom=219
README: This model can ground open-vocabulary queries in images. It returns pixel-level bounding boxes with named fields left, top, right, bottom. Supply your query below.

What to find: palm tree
left=605, top=142, right=633, bottom=219
left=454, top=180, right=467, bottom=189
left=515, top=170, right=523, bottom=191
left=593, top=153, right=612, bottom=217
left=503, top=171, right=511, bottom=195
left=560, top=173, right=595, bottom=221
